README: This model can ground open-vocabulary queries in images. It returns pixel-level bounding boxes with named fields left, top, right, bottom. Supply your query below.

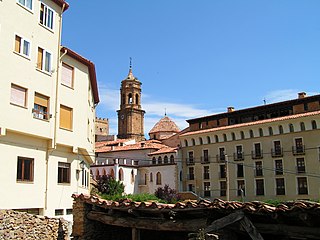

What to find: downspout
left=45, top=3, right=66, bottom=213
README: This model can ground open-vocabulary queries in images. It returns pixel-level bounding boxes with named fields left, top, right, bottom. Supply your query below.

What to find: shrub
left=92, top=175, right=124, bottom=196
left=155, top=184, right=181, bottom=203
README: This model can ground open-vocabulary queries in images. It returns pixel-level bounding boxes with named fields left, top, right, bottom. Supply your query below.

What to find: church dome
left=149, top=116, right=180, bottom=136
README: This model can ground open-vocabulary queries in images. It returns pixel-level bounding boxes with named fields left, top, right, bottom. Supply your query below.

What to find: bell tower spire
left=117, top=62, right=145, bottom=141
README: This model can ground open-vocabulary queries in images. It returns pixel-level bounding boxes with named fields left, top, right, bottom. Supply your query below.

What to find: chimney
left=298, top=92, right=306, bottom=99
left=227, top=107, right=235, bottom=113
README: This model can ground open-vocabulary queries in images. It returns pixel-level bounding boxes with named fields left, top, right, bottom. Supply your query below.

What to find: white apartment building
left=0, top=0, right=99, bottom=219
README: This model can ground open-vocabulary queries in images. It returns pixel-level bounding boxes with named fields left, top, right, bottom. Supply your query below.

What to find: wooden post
left=132, top=227, right=140, bottom=240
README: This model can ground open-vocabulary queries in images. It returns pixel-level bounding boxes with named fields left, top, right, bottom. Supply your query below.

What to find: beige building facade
left=180, top=93, right=320, bottom=202
left=0, top=0, right=99, bottom=219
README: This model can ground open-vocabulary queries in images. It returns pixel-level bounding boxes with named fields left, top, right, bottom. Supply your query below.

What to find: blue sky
left=61, top=1, right=320, bottom=135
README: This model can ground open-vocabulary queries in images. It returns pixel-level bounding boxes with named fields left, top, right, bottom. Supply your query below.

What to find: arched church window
left=135, top=94, right=139, bottom=105
left=128, top=93, right=133, bottom=104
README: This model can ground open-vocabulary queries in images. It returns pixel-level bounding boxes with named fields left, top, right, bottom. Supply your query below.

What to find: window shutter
left=11, top=84, right=26, bottom=107
left=15, top=35, right=21, bottom=53
left=37, top=47, right=43, bottom=69
left=61, top=63, right=73, bottom=87
left=34, top=93, right=48, bottom=107
left=60, top=105, right=72, bottom=130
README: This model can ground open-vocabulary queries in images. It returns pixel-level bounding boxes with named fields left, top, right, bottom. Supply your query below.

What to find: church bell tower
left=117, top=64, right=145, bottom=141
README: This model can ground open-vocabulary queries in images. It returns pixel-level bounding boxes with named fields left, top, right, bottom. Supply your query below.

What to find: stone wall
left=0, top=210, right=69, bottom=240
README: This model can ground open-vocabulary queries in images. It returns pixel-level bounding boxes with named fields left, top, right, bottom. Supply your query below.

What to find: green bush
left=92, top=175, right=124, bottom=196
left=155, top=184, right=181, bottom=204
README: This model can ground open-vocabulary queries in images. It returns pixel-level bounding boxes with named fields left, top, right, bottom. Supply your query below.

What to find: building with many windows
left=0, top=0, right=99, bottom=219
left=180, top=92, right=320, bottom=201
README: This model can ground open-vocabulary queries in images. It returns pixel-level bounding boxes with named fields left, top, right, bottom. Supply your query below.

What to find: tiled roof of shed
left=96, top=140, right=166, bottom=153
left=181, top=110, right=320, bottom=137
left=148, top=147, right=178, bottom=156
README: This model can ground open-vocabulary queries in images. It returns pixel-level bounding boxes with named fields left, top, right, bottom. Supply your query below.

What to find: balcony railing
left=296, top=166, right=306, bottom=174
left=234, top=152, right=244, bottom=161
left=271, top=147, right=283, bottom=157
left=201, top=156, right=210, bottom=164
left=216, top=154, right=226, bottom=163
left=292, top=145, right=305, bottom=155
left=251, top=150, right=263, bottom=159
left=275, top=168, right=283, bottom=175
left=186, top=158, right=195, bottom=165
left=255, top=170, right=263, bottom=177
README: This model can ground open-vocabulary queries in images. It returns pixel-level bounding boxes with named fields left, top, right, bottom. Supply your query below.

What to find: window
left=296, top=158, right=306, bottom=173
left=33, top=93, right=49, bottom=120
left=61, top=63, right=74, bottom=88
left=58, top=162, right=70, bottom=184
left=289, top=123, right=294, bottom=133
left=252, top=143, right=262, bottom=159
left=191, top=139, right=195, bottom=146
left=17, top=0, right=32, bottom=10
left=240, top=131, right=245, bottom=139
left=297, top=177, right=308, bottom=195
left=235, top=145, right=243, bottom=160
left=40, top=3, right=54, bottom=30
left=204, top=182, right=211, bottom=197
left=119, top=168, right=124, bottom=181
left=202, top=149, right=209, bottom=163
left=275, top=160, right=283, bottom=175
left=14, top=35, right=30, bottom=57
left=188, top=167, right=194, bottom=180
left=218, top=147, right=225, bottom=162
left=135, top=94, right=139, bottom=105
left=249, top=130, right=254, bottom=138
left=152, top=157, right=156, bottom=164
left=203, top=166, right=210, bottom=179
left=199, top=137, right=203, bottom=145
left=231, top=132, right=236, bottom=141
left=276, top=178, right=285, bottom=195
left=293, top=138, right=304, bottom=154
left=11, top=84, right=27, bottom=107
left=237, top=180, right=245, bottom=197
left=66, top=209, right=73, bottom=215
left=219, top=165, right=226, bottom=178
left=17, top=157, right=34, bottom=182
left=187, top=151, right=194, bottom=165
left=255, top=161, right=263, bottom=176
left=158, top=156, right=162, bottom=164
left=223, top=134, right=227, bottom=142
left=184, top=140, right=188, bottom=147
left=188, top=184, right=194, bottom=192
left=55, top=209, right=64, bottom=216
left=237, top=164, right=244, bottom=178
left=214, top=135, right=219, bottom=143
left=150, top=172, right=153, bottom=182
left=220, top=181, right=226, bottom=197
left=279, top=125, right=283, bottom=134
left=300, top=122, right=305, bottom=131
left=59, top=105, right=73, bottom=130
left=268, top=127, right=273, bottom=136
left=256, top=179, right=264, bottom=196
left=170, top=155, right=174, bottom=163
left=164, top=156, right=168, bottom=164
left=259, top=128, right=263, bottom=137
left=272, top=140, right=282, bottom=157
left=156, top=172, right=161, bottom=185
left=37, top=47, right=52, bottom=72
left=312, top=120, right=317, bottom=129
left=128, top=93, right=133, bottom=104
left=207, top=136, right=211, bottom=144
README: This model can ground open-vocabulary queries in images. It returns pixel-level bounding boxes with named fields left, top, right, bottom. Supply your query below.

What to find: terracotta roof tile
left=148, top=147, right=177, bottom=156
left=181, top=110, right=320, bottom=137
left=149, top=116, right=180, bottom=134
left=96, top=140, right=167, bottom=153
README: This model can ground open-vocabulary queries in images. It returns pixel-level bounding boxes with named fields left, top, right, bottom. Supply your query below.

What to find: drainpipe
left=45, top=3, right=66, bottom=214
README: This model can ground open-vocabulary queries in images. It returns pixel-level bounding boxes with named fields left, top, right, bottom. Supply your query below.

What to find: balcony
left=296, top=166, right=306, bottom=174
left=201, top=156, right=210, bottom=164
left=271, top=147, right=283, bottom=157
left=275, top=168, right=283, bottom=175
left=216, top=154, right=226, bottom=163
left=292, top=145, right=305, bottom=155
left=255, top=169, right=263, bottom=177
left=186, top=158, right=195, bottom=165
left=234, top=152, right=244, bottom=161
left=251, top=150, right=263, bottom=159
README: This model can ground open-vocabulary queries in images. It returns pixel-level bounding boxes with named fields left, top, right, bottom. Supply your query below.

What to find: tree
left=155, top=184, right=181, bottom=203
left=92, top=175, right=124, bottom=196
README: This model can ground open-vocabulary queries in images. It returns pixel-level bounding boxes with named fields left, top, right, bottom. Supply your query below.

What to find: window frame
left=37, top=47, right=52, bottom=73
left=17, top=0, right=33, bottom=11
left=17, top=156, right=34, bottom=182
left=33, top=92, right=49, bottom=120
left=39, top=2, right=55, bottom=30
left=10, top=84, right=28, bottom=108
left=61, top=62, right=74, bottom=88
left=14, top=34, right=31, bottom=58
left=57, top=162, right=70, bottom=184
left=59, top=104, right=73, bottom=131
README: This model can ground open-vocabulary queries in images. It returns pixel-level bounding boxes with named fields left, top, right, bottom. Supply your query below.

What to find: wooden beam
left=239, top=216, right=264, bottom=240
left=87, top=211, right=207, bottom=232
left=132, top=228, right=140, bottom=240
left=204, top=211, right=244, bottom=233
